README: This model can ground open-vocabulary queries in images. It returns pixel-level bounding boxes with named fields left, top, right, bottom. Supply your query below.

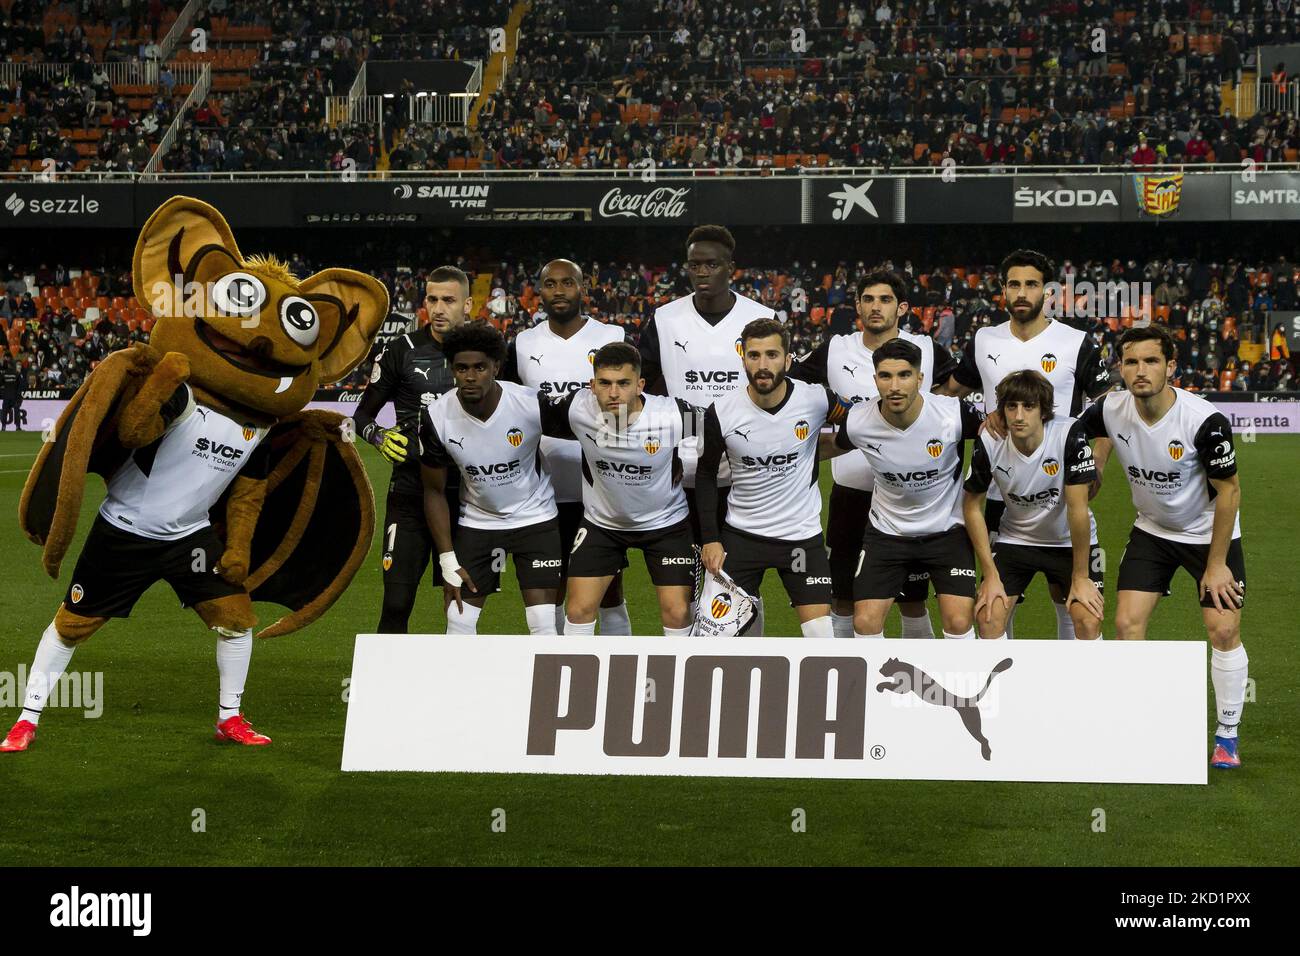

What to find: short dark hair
left=856, top=268, right=908, bottom=303
left=872, top=337, right=923, bottom=369
left=740, top=317, right=790, bottom=354
left=995, top=369, right=1056, bottom=421
left=1117, top=323, right=1176, bottom=361
left=592, top=341, right=641, bottom=375
left=427, top=265, right=470, bottom=294
left=998, top=249, right=1055, bottom=286
left=686, top=224, right=736, bottom=257
left=443, top=320, right=505, bottom=364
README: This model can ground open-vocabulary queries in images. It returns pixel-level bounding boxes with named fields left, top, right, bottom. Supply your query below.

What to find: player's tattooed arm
left=537, top=389, right=577, bottom=439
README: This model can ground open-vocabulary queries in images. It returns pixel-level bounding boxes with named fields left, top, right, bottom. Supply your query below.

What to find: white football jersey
left=1078, top=388, right=1240, bottom=544
left=964, top=417, right=1098, bottom=547
left=649, top=290, right=776, bottom=487
left=540, top=388, right=694, bottom=532
left=837, top=392, right=983, bottom=537
left=702, top=379, right=834, bottom=540
left=418, top=381, right=557, bottom=531
left=99, top=385, right=271, bottom=541
left=953, top=318, right=1111, bottom=415
left=509, top=317, right=625, bottom=503
left=822, top=328, right=946, bottom=491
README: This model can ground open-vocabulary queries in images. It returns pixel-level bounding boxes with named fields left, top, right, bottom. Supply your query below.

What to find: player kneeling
left=962, top=370, right=1105, bottom=640
left=539, top=342, right=699, bottom=635
left=418, top=322, right=561, bottom=634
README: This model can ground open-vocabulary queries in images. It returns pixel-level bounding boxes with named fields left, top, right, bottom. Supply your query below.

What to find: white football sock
left=1004, top=602, right=1017, bottom=640
left=1211, top=644, right=1248, bottom=738
left=853, top=630, right=885, bottom=639
left=831, top=612, right=855, bottom=640
left=900, top=609, right=936, bottom=639
left=943, top=629, right=976, bottom=640
left=599, top=601, right=632, bottom=635
left=215, top=628, right=252, bottom=721
left=563, top=616, right=596, bottom=636
left=800, top=615, right=834, bottom=639
left=663, top=624, right=692, bottom=637
left=20, top=620, right=77, bottom=726
left=445, top=602, right=482, bottom=635
left=1054, top=602, right=1076, bottom=640
left=526, top=604, right=559, bottom=635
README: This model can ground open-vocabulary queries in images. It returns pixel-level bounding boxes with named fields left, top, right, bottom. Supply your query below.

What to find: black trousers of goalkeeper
left=378, top=488, right=461, bottom=633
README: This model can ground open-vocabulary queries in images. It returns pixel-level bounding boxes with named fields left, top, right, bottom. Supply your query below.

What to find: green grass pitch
left=0, top=429, right=1296, bottom=866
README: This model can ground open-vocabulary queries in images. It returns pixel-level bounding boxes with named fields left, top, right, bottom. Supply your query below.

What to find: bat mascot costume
left=4, top=196, right=388, bottom=752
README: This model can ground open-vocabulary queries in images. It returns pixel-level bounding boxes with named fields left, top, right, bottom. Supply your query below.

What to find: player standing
left=790, top=268, right=957, bottom=640
left=418, top=322, right=561, bottom=635
left=353, top=266, right=470, bottom=633
left=502, top=258, right=629, bottom=634
left=938, top=249, right=1113, bottom=639
left=830, top=339, right=985, bottom=640
left=539, top=342, right=700, bottom=635
left=962, top=370, right=1105, bottom=640
left=1078, top=325, right=1248, bottom=769
left=697, top=319, right=839, bottom=637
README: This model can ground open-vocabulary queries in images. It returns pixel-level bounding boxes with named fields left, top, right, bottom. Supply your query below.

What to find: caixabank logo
left=525, top=653, right=1013, bottom=761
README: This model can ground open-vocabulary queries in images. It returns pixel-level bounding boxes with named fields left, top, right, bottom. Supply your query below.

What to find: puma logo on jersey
left=727, top=427, right=751, bottom=441
left=447, top=437, right=464, bottom=449
left=865, top=441, right=882, bottom=454
left=877, top=657, right=1013, bottom=761
left=995, top=465, right=1012, bottom=478
left=529, top=355, right=543, bottom=365
left=842, top=364, right=857, bottom=377
left=194, top=408, right=209, bottom=421
left=1117, top=433, right=1132, bottom=447
left=413, top=367, right=431, bottom=379
left=674, top=340, right=689, bottom=352
left=987, top=353, right=1000, bottom=365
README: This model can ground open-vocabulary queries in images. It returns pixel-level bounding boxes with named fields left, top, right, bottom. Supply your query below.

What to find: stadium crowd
left=3, top=252, right=1294, bottom=394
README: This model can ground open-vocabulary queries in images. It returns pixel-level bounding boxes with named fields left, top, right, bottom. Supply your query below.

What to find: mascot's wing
left=18, top=344, right=158, bottom=579
left=237, top=409, right=375, bottom=638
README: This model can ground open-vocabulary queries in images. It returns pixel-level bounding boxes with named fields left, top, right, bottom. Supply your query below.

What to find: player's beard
left=1010, top=297, right=1044, bottom=323
left=544, top=297, right=581, bottom=323
left=861, top=311, right=896, bottom=334
left=748, top=367, right=786, bottom=394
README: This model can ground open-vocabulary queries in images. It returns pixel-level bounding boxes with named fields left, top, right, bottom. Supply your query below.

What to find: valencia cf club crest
left=382, top=554, right=393, bottom=571
left=1042, top=457, right=1060, bottom=476
left=1168, top=439, right=1185, bottom=461
left=711, top=592, right=733, bottom=619
left=1040, top=353, right=1057, bottom=374
left=643, top=436, right=661, bottom=455
left=242, top=423, right=257, bottom=441
left=507, top=427, right=524, bottom=448
left=70, top=583, right=84, bottom=604
left=587, top=348, right=597, bottom=365
left=926, top=438, right=944, bottom=458
left=794, top=419, right=810, bottom=440
left=734, top=337, right=744, bottom=357
left=1135, top=172, right=1183, bottom=217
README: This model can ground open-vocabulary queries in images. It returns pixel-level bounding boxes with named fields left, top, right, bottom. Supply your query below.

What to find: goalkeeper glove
left=374, top=427, right=410, bottom=464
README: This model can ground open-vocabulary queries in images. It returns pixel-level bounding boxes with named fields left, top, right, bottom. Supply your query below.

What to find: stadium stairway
left=468, top=0, right=528, bottom=128
left=172, top=16, right=272, bottom=93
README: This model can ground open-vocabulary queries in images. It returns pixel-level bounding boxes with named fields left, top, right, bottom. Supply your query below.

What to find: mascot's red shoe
left=214, top=713, right=272, bottom=746
left=0, top=720, right=38, bottom=753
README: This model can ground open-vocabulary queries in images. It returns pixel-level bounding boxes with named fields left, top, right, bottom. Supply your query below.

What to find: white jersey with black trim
left=825, top=328, right=941, bottom=491
left=956, top=318, right=1110, bottom=415
left=837, top=392, right=983, bottom=537
left=1078, top=388, right=1240, bottom=545
left=963, top=417, right=1099, bottom=547
left=418, top=381, right=557, bottom=531
left=99, top=384, right=273, bottom=541
left=652, top=290, right=776, bottom=487
left=509, top=317, right=625, bottom=503
left=705, top=379, right=832, bottom=540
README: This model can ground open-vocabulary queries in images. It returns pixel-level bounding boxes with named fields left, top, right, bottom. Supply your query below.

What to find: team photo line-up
left=3, top=226, right=1249, bottom=770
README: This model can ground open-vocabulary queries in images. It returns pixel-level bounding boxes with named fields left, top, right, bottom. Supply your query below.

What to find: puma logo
left=1117, top=433, right=1132, bottom=447
left=529, top=355, right=543, bottom=365
left=877, top=657, right=1013, bottom=760
left=674, top=340, right=689, bottom=353
left=194, top=408, right=208, bottom=421
left=728, top=426, right=751, bottom=441
left=413, top=366, right=431, bottom=379
left=987, top=353, right=1000, bottom=365
left=842, top=364, right=857, bottom=377
left=447, top=437, right=464, bottom=449
left=865, top=441, right=882, bottom=454
left=995, top=465, right=1012, bottom=478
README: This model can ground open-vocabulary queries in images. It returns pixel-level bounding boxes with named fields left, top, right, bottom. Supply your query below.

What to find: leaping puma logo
left=995, top=465, right=1012, bottom=478
left=987, top=353, right=1001, bottom=366
left=865, top=441, right=882, bottom=454
left=842, top=364, right=857, bottom=377
left=674, top=340, right=689, bottom=353
left=413, top=366, right=431, bottom=379
left=876, top=657, right=1013, bottom=760
left=1117, top=433, right=1132, bottom=447
left=447, top=437, right=464, bottom=449
left=529, top=355, right=543, bottom=365
left=728, top=427, right=751, bottom=441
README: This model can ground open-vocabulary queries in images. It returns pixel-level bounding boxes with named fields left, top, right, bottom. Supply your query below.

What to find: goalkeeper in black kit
left=352, top=266, right=472, bottom=632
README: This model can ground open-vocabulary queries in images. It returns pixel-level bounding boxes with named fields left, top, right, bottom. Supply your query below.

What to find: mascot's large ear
left=297, top=268, right=390, bottom=384
left=133, top=196, right=242, bottom=310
